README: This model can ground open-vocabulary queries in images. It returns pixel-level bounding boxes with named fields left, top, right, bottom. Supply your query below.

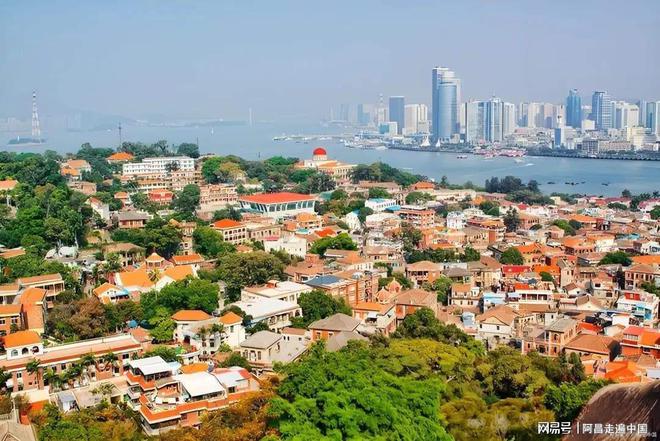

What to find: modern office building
left=465, top=97, right=504, bottom=143
left=637, top=100, right=648, bottom=128
left=648, top=101, right=660, bottom=136
left=566, top=89, right=582, bottom=129
left=388, top=96, right=405, bottom=135
left=403, top=104, right=429, bottom=135
left=591, top=91, right=612, bottom=130
left=613, top=102, right=640, bottom=130
left=502, top=102, right=516, bottom=137
left=432, top=67, right=460, bottom=142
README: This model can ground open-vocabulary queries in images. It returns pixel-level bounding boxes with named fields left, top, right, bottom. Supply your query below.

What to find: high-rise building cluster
left=331, top=66, right=660, bottom=151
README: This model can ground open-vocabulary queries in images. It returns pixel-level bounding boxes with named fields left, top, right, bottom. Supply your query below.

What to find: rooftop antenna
left=118, top=122, right=123, bottom=149
left=31, top=90, right=41, bottom=140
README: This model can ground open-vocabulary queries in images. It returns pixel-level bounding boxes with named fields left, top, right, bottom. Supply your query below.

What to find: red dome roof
left=313, top=147, right=327, bottom=155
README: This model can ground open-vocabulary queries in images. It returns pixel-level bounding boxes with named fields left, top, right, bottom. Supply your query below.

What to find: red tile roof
left=212, top=219, right=243, bottom=229
left=3, top=330, right=41, bottom=348
left=240, top=192, right=314, bottom=204
left=171, top=310, right=212, bottom=322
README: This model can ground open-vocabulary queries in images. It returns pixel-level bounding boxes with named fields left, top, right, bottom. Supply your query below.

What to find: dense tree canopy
left=214, top=252, right=285, bottom=302
left=499, top=247, right=525, bottom=265
left=193, top=226, right=236, bottom=258
left=141, top=277, right=220, bottom=320
left=309, top=232, right=358, bottom=256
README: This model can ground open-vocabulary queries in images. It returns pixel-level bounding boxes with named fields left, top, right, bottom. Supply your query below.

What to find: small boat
left=456, top=155, right=468, bottom=159
left=514, top=158, right=524, bottom=163
left=547, top=181, right=555, bottom=184
left=602, top=182, right=610, bottom=186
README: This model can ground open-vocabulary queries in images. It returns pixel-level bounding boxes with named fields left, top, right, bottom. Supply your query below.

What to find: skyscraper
left=484, top=98, right=503, bottom=142
left=591, top=91, right=612, bottom=130
left=464, top=98, right=506, bottom=143
left=388, top=96, right=405, bottom=135
left=648, top=101, right=660, bottom=136
left=432, top=67, right=460, bottom=142
left=566, top=89, right=582, bottom=128
left=502, top=102, right=516, bottom=136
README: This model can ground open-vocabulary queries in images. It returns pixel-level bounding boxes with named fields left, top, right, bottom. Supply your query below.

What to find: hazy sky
left=1, top=0, right=659, bottom=121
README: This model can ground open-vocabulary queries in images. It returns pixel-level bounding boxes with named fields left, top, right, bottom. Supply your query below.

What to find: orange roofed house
left=107, top=151, right=135, bottom=163
left=0, top=331, right=142, bottom=393
left=238, top=192, right=315, bottom=220
left=211, top=219, right=248, bottom=245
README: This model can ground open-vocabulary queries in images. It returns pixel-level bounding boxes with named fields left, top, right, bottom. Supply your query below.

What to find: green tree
left=193, top=226, right=236, bottom=258
left=141, top=277, right=219, bottom=319
left=539, top=271, right=554, bottom=282
left=552, top=219, right=576, bottom=236
left=140, top=345, right=179, bottom=362
left=460, top=246, right=481, bottom=262
left=172, top=184, right=200, bottom=217
left=500, top=247, right=524, bottom=265
left=424, top=275, right=452, bottom=304
left=368, top=187, right=391, bottom=199
left=148, top=307, right=176, bottom=342
left=290, top=290, right=352, bottom=328
left=176, top=143, right=200, bottom=158
left=544, top=379, right=608, bottom=421
left=651, top=206, right=660, bottom=220
left=309, top=232, right=357, bottom=256
left=405, top=191, right=434, bottom=205
left=599, top=251, right=632, bottom=266
left=215, top=252, right=285, bottom=301
left=503, top=208, right=520, bottom=232
left=212, top=206, right=242, bottom=221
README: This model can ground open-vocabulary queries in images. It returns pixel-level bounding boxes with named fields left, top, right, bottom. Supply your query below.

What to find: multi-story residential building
left=397, top=205, right=435, bottom=229
left=405, top=261, right=442, bottom=287
left=122, top=157, right=195, bottom=176
left=0, top=331, right=142, bottom=393
left=128, top=356, right=258, bottom=435
left=615, top=290, right=660, bottom=325
left=624, top=264, right=659, bottom=289
left=308, top=313, right=361, bottom=341
left=16, top=274, right=65, bottom=307
left=241, top=280, right=311, bottom=304
left=449, top=283, right=481, bottom=308
left=238, top=192, right=316, bottom=220
left=231, top=297, right=301, bottom=331
left=352, top=302, right=396, bottom=336
left=264, top=235, right=307, bottom=258
left=521, top=317, right=579, bottom=356
left=476, top=305, right=534, bottom=346
left=116, top=211, right=150, bottom=229
left=172, top=310, right=246, bottom=357
left=239, top=331, right=307, bottom=373
left=393, top=289, right=437, bottom=323
left=211, top=219, right=248, bottom=245
left=198, top=184, right=238, bottom=211
left=620, top=326, right=660, bottom=360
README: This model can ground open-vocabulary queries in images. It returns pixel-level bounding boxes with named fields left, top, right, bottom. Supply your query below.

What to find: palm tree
left=80, top=353, right=96, bottom=384
left=26, top=359, right=42, bottom=389
left=43, top=368, right=61, bottom=392
left=210, top=323, right=224, bottom=335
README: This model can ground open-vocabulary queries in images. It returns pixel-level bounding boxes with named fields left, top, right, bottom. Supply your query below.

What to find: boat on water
left=419, top=136, right=430, bottom=148
left=547, top=181, right=556, bottom=184
left=514, top=158, right=525, bottom=163
left=456, top=155, right=468, bottom=159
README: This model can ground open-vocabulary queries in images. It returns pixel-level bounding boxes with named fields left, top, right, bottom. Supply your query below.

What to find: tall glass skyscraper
left=432, top=67, right=460, bottom=142
left=591, top=91, right=612, bottom=130
left=388, top=96, right=405, bottom=134
left=566, top=89, right=582, bottom=128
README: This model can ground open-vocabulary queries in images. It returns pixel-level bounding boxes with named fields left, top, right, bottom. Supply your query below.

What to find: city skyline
left=1, top=1, right=659, bottom=121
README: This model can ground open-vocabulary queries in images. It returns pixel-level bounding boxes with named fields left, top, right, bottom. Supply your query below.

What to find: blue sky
left=1, top=0, right=658, bottom=120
